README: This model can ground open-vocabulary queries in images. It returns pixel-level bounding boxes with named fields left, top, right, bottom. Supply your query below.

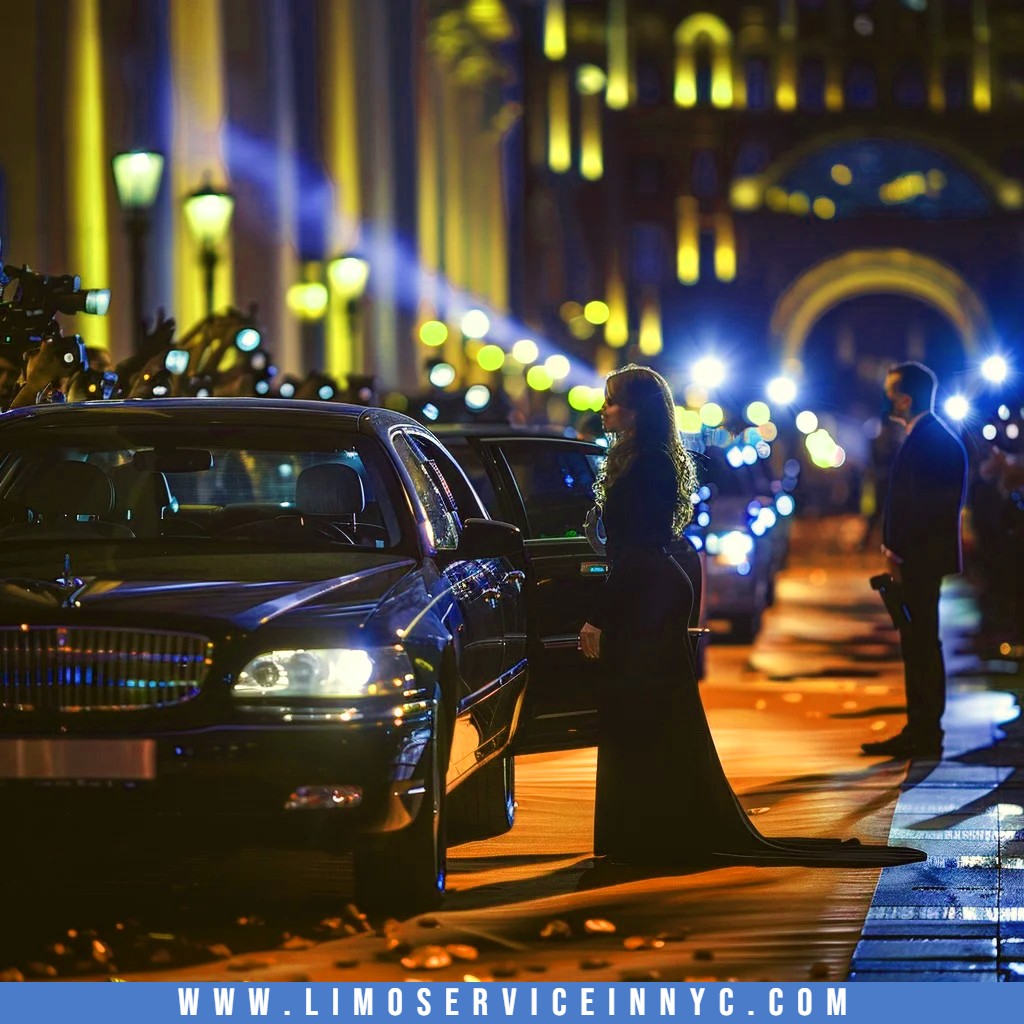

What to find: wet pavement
left=3, top=515, right=1023, bottom=982
left=849, top=580, right=1024, bottom=981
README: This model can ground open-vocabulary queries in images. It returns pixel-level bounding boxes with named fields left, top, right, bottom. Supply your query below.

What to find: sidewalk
left=848, top=575, right=1024, bottom=981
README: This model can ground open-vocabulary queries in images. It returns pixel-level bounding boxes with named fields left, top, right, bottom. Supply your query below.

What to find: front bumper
left=0, top=702, right=437, bottom=851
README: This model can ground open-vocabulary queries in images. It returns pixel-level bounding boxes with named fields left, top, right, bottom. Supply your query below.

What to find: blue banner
left=0, top=982, right=1019, bottom=1024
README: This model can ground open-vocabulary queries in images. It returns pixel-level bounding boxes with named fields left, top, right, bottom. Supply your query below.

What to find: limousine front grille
left=0, top=626, right=212, bottom=711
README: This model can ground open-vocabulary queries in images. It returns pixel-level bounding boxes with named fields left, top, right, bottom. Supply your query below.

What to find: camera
left=0, top=248, right=109, bottom=369
left=50, top=333, right=90, bottom=375
left=164, top=348, right=190, bottom=375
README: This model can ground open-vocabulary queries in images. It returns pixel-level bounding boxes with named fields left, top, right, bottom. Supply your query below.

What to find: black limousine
left=0, top=400, right=528, bottom=912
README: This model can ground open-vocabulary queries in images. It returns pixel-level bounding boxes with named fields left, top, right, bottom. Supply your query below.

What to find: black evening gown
left=588, top=445, right=924, bottom=868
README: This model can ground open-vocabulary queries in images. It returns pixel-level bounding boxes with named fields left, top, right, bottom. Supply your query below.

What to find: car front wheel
left=353, top=710, right=447, bottom=915
left=448, top=748, right=515, bottom=843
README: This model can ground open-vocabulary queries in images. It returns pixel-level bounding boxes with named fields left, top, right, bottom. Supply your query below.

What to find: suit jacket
left=883, top=411, right=968, bottom=577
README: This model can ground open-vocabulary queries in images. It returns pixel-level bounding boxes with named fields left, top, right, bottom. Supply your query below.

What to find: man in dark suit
left=862, top=361, right=968, bottom=759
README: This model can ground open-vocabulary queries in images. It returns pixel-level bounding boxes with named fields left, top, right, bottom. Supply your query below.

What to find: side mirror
left=456, top=518, right=525, bottom=560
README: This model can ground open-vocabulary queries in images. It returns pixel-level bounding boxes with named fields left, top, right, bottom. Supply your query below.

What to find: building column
left=66, top=0, right=111, bottom=351
left=170, top=0, right=232, bottom=330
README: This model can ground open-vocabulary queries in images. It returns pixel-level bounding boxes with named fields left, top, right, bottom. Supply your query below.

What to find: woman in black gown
left=578, top=365, right=924, bottom=869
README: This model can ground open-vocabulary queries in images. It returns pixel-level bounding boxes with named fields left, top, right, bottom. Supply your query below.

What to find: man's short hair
left=889, top=361, right=937, bottom=412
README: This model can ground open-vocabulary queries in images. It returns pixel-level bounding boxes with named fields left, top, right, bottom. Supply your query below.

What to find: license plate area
left=0, top=739, right=156, bottom=780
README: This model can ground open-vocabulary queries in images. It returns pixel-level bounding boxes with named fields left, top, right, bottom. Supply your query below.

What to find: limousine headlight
left=233, top=645, right=416, bottom=698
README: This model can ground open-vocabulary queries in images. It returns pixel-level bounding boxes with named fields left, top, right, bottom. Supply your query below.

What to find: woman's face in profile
left=601, top=387, right=635, bottom=433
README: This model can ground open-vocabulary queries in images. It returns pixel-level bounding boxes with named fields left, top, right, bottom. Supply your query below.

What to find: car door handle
left=502, top=570, right=526, bottom=588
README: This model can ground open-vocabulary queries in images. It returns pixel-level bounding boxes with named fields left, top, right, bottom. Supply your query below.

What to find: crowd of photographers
left=965, top=411, right=1024, bottom=659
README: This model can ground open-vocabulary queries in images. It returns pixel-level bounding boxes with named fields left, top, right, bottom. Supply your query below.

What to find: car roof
left=430, top=423, right=581, bottom=440
left=0, top=398, right=421, bottom=436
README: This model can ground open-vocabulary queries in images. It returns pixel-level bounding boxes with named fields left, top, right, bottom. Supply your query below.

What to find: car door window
left=409, top=434, right=489, bottom=523
left=437, top=439, right=499, bottom=516
left=498, top=441, right=604, bottom=539
left=392, top=434, right=460, bottom=550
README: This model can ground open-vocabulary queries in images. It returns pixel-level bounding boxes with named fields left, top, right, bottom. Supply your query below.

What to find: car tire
left=353, top=707, right=448, bottom=916
left=447, top=749, right=516, bottom=843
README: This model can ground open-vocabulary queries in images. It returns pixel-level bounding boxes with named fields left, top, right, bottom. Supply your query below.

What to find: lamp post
left=183, top=180, right=235, bottom=318
left=111, top=150, right=164, bottom=352
left=327, top=255, right=370, bottom=381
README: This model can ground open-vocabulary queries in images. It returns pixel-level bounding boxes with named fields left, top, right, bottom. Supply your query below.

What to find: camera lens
left=235, top=327, right=261, bottom=352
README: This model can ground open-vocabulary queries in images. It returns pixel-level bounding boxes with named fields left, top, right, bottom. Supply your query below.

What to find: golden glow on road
left=676, top=196, right=700, bottom=285
left=67, top=0, right=110, bottom=351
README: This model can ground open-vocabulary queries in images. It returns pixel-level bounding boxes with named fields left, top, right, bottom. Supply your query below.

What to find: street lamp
left=327, top=254, right=371, bottom=383
left=111, top=150, right=164, bottom=351
left=183, top=180, right=235, bottom=318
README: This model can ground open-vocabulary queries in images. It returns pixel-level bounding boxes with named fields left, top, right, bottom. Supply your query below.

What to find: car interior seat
left=0, top=461, right=135, bottom=539
left=109, top=464, right=177, bottom=538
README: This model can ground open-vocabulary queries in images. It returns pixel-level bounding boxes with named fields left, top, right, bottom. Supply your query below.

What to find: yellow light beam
left=544, top=0, right=566, bottom=60
left=606, top=0, right=631, bottom=109
left=171, top=0, right=233, bottom=331
left=638, top=287, right=662, bottom=356
left=676, top=196, right=700, bottom=285
left=548, top=68, right=571, bottom=173
left=67, top=0, right=110, bottom=351
left=714, top=211, right=736, bottom=282
left=579, top=93, right=603, bottom=180
left=605, top=252, right=629, bottom=347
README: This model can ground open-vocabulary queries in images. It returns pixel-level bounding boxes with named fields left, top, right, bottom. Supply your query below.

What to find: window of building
left=893, top=64, right=927, bottom=107
left=735, top=140, right=771, bottom=176
left=944, top=59, right=969, bottom=111
left=631, top=156, right=663, bottom=198
left=692, top=150, right=719, bottom=198
left=636, top=58, right=664, bottom=105
left=629, top=223, right=668, bottom=285
left=1001, top=55, right=1024, bottom=105
left=695, top=48, right=713, bottom=105
left=845, top=61, right=878, bottom=109
left=799, top=58, right=826, bottom=111
left=745, top=56, right=770, bottom=110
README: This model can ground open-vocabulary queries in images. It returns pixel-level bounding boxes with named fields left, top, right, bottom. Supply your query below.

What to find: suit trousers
left=898, top=563, right=946, bottom=741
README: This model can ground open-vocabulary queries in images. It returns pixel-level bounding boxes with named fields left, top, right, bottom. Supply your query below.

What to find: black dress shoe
left=861, top=734, right=914, bottom=757
left=862, top=733, right=943, bottom=758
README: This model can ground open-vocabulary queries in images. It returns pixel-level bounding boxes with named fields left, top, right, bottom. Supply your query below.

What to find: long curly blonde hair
left=592, top=364, right=697, bottom=535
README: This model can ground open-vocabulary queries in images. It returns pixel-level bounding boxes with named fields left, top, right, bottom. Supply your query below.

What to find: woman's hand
left=579, top=621, right=602, bottom=659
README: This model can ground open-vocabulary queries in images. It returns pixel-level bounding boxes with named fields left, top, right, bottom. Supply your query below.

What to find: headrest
left=19, top=461, right=115, bottom=517
left=109, top=465, right=174, bottom=511
left=296, top=463, right=365, bottom=516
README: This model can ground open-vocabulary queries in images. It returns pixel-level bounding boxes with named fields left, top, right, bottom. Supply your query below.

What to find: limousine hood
left=0, top=550, right=417, bottom=632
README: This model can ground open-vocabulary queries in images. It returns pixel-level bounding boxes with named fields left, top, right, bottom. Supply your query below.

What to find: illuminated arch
left=674, top=14, right=733, bottom=109
left=771, top=249, right=993, bottom=364
left=730, top=127, right=1023, bottom=211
